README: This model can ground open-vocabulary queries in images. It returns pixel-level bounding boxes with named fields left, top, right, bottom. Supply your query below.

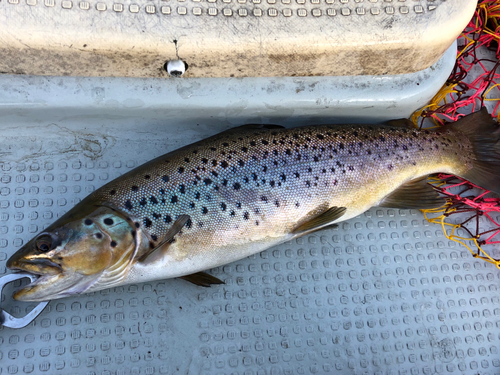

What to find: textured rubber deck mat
left=0, top=119, right=500, bottom=375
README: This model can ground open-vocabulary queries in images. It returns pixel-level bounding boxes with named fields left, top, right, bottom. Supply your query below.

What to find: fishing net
left=412, top=0, right=500, bottom=269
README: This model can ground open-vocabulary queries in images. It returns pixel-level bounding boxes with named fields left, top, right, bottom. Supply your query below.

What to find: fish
left=7, top=108, right=500, bottom=302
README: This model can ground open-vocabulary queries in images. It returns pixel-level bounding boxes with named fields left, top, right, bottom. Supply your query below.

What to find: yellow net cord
left=413, top=0, right=500, bottom=269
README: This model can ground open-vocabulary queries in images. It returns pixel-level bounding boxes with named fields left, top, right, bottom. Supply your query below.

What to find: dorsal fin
left=378, top=176, right=446, bottom=209
left=138, top=215, right=190, bottom=263
left=385, top=118, right=416, bottom=129
left=292, top=206, right=346, bottom=235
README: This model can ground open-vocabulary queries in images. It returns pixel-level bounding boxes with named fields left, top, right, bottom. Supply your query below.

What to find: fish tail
left=451, top=107, right=500, bottom=194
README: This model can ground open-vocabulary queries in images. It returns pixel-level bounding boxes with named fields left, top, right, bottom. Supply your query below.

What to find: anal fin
left=292, top=206, right=346, bottom=235
left=379, top=176, right=446, bottom=209
left=180, top=272, right=225, bottom=287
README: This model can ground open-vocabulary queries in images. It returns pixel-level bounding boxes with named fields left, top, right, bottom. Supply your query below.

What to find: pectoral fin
left=292, top=206, right=346, bottom=235
left=379, top=176, right=446, bottom=209
left=180, top=272, right=225, bottom=287
left=138, top=215, right=191, bottom=263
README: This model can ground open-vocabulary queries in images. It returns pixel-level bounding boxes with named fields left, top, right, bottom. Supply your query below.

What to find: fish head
left=7, top=205, right=137, bottom=302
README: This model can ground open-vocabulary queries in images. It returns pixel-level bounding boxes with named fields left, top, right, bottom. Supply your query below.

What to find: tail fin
left=451, top=107, right=500, bottom=194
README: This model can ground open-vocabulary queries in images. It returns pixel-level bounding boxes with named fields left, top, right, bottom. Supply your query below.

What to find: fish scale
left=93, top=124, right=466, bottom=250
left=8, top=110, right=500, bottom=301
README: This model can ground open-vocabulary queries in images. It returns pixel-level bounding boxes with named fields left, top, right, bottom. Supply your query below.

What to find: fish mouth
left=7, top=258, right=63, bottom=276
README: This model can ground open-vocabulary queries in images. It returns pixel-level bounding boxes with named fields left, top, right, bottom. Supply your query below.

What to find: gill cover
left=7, top=205, right=137, bottom=302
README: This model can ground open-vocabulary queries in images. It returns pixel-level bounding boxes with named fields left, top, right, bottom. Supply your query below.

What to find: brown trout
left=7, top=109, right=500, bottom=302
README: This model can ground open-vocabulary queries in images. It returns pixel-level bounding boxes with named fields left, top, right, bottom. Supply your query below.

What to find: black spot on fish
left=222, top=142, right=229, bottom=147
left=95, top=233, right=103, bottom=239
left=238, top=160, right=245, bottom=167
left=125, top=200, right=133, bottom=210
left=202, top=207, right=208, bottom=214
left=339, top=143, right=344, bottom=150
left=270, top=180, right=275, bottom=187
left=285, top=149, right=292, bottom=155
left=153, top=212, right=161, bottom=219
left=159, top=189, right=165, bottom=195
left=135, top=222, right=140, bottom=228
left=110, top=240, right=117, bottom=248
left=222, top=179, right=228, bottom=187
left=144, top=218, right=152, bottom=228
left=184, top=157, right=190, bottom=163
left=164, top=215, right=172, bottom=224
left=262, top=166, right=268, bottom=173
left=221, top=161, right=229, bottom=169
left=308, top=167, right=313, bottom=173
left=139, top=198, right=147, bottom=207
left=185, top=219, right=192, bottom=229
left=250, top=141, right=256, bottom=146
left=220, top=202, right=227, bottom=211
left=104, top=218, right=114, bottom=226
left=212, top=160, right=218, bottom=167
left=212, top=171, right=219, bottom=178
left=280, top=173, right=286, bottom=182
left=195, top=192, right=201, bottom=200
left=171, top=196, right=178, bottom=204
left=313, top=156, right=319, bottom=162
left=84, top=219, right=93, bottom=226
left=367, top=150, right=372, bottom=155
left=241, top=147, right=248, bottom=153
left=201, top=158, right=208, bottom=164
left=150, top=196, right=158, bottom=205
left=210, top=147, right=217, bottom=151
left=261, top=196, right=268, bottom=202
left=233, top=182, right=241, bottom=190
left=295, top=202, right=300, bottom=208
left=178, top=167, right=185, bottom=174
left=144, top=175, right=150, bottom=180
left=189, top=202, right=195, bottom=209
left=109, top=190, right=116, bottom=196
left=379, top=136, right=386, bottom=142
left=306, top=180, right=311, bottom=187
left=275, top=200, right=280, bottom=207
left=317, top=134, right=324, bottom=140
left=162, top=175, right=169, bottom=183
left=262, top=139, right=269, bottom=145
left=131, top=186, right=139, bottom=192
left=179, top=185, right=186, bottom=194
left=243, top=212, right=249, bottom=220
left=204, top=178, right=212, bottom=185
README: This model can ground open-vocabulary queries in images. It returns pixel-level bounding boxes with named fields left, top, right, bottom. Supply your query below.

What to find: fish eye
left=35, top=235, right=53, bottom=253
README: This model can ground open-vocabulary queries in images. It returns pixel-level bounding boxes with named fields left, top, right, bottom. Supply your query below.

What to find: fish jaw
left=11, top=272, right=92, bottom=302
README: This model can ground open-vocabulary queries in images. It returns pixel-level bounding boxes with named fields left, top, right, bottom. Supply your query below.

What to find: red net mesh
left=414, top=0, right=500, bottom=268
